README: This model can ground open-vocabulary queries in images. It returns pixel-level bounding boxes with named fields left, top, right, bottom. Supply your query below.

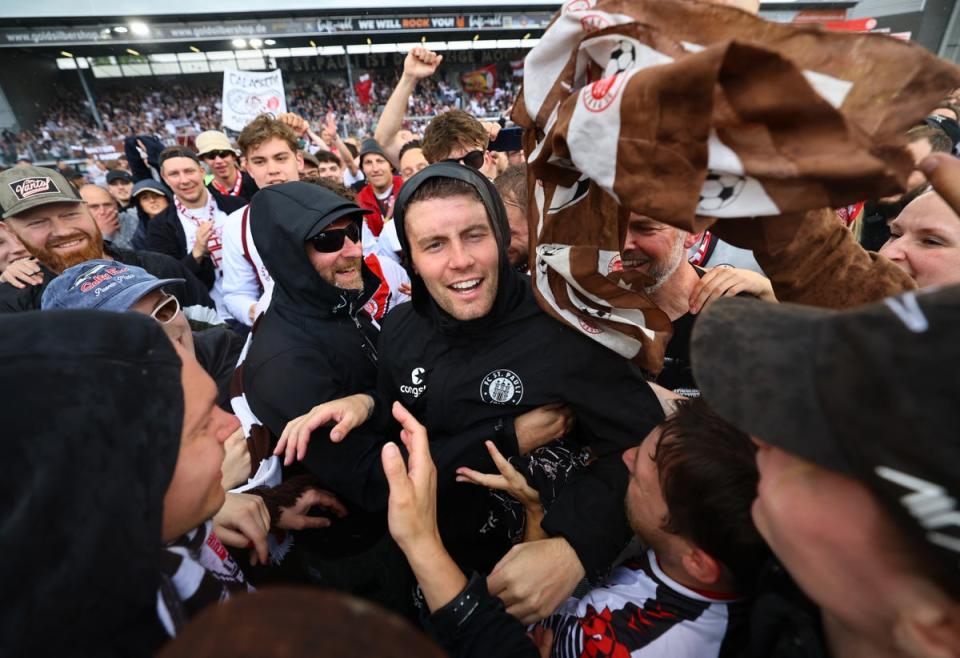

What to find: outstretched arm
left=375, top=47, right=443, bottom=167
left=384, top=402, right=543, bottom=658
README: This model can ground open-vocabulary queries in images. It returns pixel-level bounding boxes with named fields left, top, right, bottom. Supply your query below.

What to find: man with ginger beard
left=0, top=165, right=213, bottom=314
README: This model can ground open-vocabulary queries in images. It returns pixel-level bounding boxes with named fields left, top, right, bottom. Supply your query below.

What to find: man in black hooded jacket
left=0, top=310, right=249, bottom=656
left=241, top=181, right=419, bottom=608
left=381, top=163, right=665, bottom=609
left=282, top=164, right=667, bottom=615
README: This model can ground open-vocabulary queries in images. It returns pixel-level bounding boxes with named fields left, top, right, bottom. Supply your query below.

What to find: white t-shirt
left=221, top=205, right=274, bottom=326
left=175, top=196, right=231, bottom=321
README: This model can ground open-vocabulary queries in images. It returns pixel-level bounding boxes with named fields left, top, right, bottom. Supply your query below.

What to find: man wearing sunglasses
left=241, top=181, right=417, bottom=608
left=41, top=259, right=243, bottom=410
left=195, top=130, right=259, bottom=205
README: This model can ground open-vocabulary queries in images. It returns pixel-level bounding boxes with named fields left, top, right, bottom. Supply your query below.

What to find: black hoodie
left=382, top=163, right=666, bottom=576
left=242, top=182, right=388, bottom=515
left=0, top=310, right=182, bottom=656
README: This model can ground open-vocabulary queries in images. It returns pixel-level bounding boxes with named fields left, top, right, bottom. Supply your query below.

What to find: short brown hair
left=654, top=398, right=768, bottom=591
left=907, top=124, right=953, bottom=155
left=301, top=173, right=357, bottom=202
left=494, top=163, right=527, bottom=209
left=237, top=114, right=300, bottom=159
left=421, top=110, right=489, bottom=164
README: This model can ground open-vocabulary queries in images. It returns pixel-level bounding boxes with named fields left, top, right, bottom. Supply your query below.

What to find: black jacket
left=193, top=326, right=245, bottom=410
left=145, top=193, right=246, bottom=289
left=207, top=170, right=259, bottom=206
left=242, top=181, right=388, bottom=512
left=0, top=242, right=215, bottom=313
left=0, top=310, right=181, bottom=656
left=381, top=163, right=666, bottom=577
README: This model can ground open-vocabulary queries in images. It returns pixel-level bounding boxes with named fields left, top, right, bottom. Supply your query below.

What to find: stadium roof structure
left=0, top=1, right=859, bottom=78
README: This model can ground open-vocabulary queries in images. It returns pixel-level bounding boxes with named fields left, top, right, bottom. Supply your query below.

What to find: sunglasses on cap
left=202, top=150, right=236, bottom=161
left=149, top=291, right=181, bottom=325
left=443, top=150, right=485, bottom=170
left=309, top=222, right=361, bottom=253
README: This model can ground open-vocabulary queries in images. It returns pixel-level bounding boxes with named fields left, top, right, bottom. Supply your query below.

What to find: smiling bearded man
left=0, top=165, right=215, bottom=314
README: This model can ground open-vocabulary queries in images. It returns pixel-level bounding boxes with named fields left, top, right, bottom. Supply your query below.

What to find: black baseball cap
left=358, top=138, right=387, bottom=167
left=691, top=286, right=960, bottom=595
left=106, top=170, right=134, bottom=185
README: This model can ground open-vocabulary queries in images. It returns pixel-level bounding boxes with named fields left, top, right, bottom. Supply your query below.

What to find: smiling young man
left=365, top=163, right=667, bottom=610
left=356, top=138, right=403, bottom=238
left=220, top=114, right=305, bottom=326
left=0, top=165, right=214, bottom=314
left=148, top=147, right=247, bottom=321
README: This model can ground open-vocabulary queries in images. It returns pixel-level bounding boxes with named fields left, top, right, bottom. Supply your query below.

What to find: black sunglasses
left=443, top=150, right=485, bottom=170
left=310, top=222, right=361, bottom=253
left=202, top=150, right=236, bottom=160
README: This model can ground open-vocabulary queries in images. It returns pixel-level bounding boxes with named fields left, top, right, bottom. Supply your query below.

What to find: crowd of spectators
left=1, top=73, right=518, bottom=166
left=1, top=1, right=959, bottom=656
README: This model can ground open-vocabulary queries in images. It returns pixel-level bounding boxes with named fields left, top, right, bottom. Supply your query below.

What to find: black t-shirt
left=657, top=308, right=700, bottom=397
left=655, top=267, right=756, bottom=397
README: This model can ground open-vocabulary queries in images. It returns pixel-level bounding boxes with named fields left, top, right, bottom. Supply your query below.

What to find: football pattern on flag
left=512, top=0, right=960, bottom=373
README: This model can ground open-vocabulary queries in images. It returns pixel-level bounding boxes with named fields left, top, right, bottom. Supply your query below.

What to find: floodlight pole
left=76, top=61, right=104, bottom=131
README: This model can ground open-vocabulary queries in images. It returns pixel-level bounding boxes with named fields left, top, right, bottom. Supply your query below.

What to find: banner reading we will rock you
left=221, top=69, right=287, bottom=131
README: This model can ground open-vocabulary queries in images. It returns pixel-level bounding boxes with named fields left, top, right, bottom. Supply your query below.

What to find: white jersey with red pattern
left=362, top=253, right=410, bottom=324
left=539, top=549, right=749, bottom=658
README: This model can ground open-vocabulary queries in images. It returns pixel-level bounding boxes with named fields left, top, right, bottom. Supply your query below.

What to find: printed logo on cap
left=480, top=369, right=524, bottom=405
left=70, top=263, right=133, bottom=294
left=10, top=177, right=60, bottom=201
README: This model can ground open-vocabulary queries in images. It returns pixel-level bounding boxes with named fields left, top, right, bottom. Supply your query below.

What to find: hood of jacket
left=251, top=181, right=379, bottom=321
left=393, top=162, right=527, bottom=336
left=0, top=310, right=182, bottom=655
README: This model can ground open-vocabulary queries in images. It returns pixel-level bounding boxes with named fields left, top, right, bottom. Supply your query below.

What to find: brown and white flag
left=513, top=0, right=960, bottom=373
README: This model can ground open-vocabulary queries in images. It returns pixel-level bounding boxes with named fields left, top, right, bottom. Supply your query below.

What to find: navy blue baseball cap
left=41, top=259, right=184, bottom=312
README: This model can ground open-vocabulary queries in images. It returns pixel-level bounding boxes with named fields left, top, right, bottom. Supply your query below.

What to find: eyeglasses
left=443, top=150, right=485, bottom=170
left=150, top=292, right=181, bottom=325
left=202, top=150, right=235, bottom=161
left=310, top=222, right=361, bottom=253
